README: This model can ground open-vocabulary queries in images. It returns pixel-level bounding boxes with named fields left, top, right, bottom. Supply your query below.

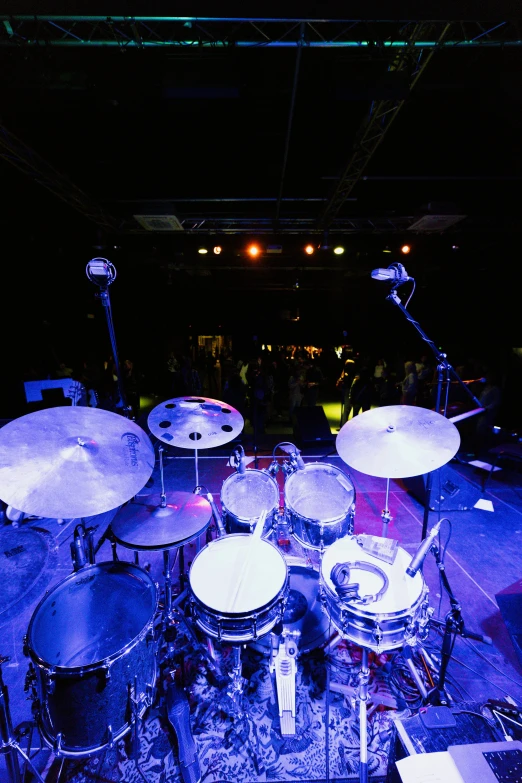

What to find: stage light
left=247, top=244, right=260, bottom=258
left=383, top=247, right=392, bottom=253
left=333, top=246, right=345, bottom=255
left=213, top=246, right=222, bottom=255
left=304, top=244, right=314, bottom=255
left=401, top=244, right=411, bottom=255
left=198, top=247, right=208, bottom=254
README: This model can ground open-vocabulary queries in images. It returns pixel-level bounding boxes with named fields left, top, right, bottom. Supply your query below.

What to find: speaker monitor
left=293, top=406, right=334, bottom=447
left=402, top=464, right=482, bottom=512
left=496, top=579, right=522, bottom=669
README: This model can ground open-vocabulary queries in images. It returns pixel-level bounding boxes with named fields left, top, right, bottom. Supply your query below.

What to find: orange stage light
left=247, top=244, right=260, bottom=258
left=401, top=244, right=411, bottom=255
left=305, top=244, right=314, bottom=255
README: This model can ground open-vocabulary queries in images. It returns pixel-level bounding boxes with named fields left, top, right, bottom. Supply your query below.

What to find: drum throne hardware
left=148, top=396, right=244, bottom=486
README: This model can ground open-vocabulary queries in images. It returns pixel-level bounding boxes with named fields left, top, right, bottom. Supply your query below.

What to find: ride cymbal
left=336, top=405, right=460, bottom=478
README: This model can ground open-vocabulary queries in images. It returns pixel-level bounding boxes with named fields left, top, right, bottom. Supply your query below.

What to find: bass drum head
left=189, top=534, right=287, bottom=616
left=28, top=561, right=157, bottom=669
left=285, top=463, right=355, bottom=523
left=221, top=470, right=279, bottom=523
left=251, top=564, right=331, bottom=654
left=321, top=536, right=425, bottom=618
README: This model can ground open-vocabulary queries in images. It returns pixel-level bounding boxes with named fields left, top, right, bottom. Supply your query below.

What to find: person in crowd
left=303, top=360, right=324, bottom=406
left=288, top=360, right=305, bottom=422
left=378, top=368, right=399, bottom=406
left=348, top=366, right=373, bottom=417
left=400, top=361, right=418, bottom=405
left=222, top=371, right=247, bottom=418
left=122, top=358, right=140, bottom=417
left=337, top=356, right=358, bottom=425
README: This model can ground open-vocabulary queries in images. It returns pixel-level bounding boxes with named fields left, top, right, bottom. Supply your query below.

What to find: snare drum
left=26, top=561, right=158, bottom=756
left=320, top=536, right=430, bottom=652
left=189, top=534, right=288, bottom=643
left=285, top=463, right=355, bottom=550
left=221, top=469, right=279, bottom=534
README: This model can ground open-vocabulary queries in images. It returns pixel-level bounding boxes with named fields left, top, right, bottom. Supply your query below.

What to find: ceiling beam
left=0, top=121, right=124, bottom=232
left=318, top=22, right=451, bottom=229
left=0, top=17, right=518, bottom=48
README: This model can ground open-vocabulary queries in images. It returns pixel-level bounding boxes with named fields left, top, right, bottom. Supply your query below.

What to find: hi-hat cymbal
left=111, top=491, right=212, bottom=551
left=0, top=407, right=155, bottom=519
left=336, top=405, right=461, bottom=478
left=148, top=396, right=244, bottom=449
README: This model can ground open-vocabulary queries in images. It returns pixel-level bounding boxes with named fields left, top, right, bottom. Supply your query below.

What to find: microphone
left=371, top=263, right=412, bottom=285
left=406, top=520, right=441, bottom=578
left=295, top=450, right=306, bottom=470
left=237, top=446, right=246, bottom=474
left=206, top=492, right=227, bottom=537
left=86, top=257, right=116, bottom=287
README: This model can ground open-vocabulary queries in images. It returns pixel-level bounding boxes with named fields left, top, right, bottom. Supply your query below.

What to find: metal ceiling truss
left=0, top=122, right=126, bottom=232
left=174, top=216, right=414, bottom=234
left=319, top=22, right=451, bottom=228
left=0, top=16, right=519, bottom=49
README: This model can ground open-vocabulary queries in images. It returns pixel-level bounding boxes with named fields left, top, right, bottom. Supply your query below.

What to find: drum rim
left=26, top=560, right=158, bottom=674
left=285, top=461, right=356, bottom=525
left=189, top=533, right=288, bottom=618
left=322, top=578, right=429, bottom=621
left=221, top=470, right=279, bottom=523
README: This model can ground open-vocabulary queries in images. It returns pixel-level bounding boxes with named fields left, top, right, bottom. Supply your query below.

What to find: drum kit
left=0, top=397, right=462, bottom=783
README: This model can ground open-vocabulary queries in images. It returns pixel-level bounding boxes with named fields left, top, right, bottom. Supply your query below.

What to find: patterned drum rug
left=47, top=629, right=407, bottom=783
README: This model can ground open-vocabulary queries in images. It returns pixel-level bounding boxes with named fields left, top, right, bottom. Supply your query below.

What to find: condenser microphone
left=406, top=520, right=441, bottom=578
left=371, top=263, right=412, bottom=285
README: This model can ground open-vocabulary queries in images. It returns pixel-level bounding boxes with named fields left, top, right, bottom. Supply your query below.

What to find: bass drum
left=320, top=536, right=430, bottom=653
left=189, top=534, right=288, bottom=643
left=285, top=463, right=356, bottom=550
left=250, top=560, right=331, bottom=655
left=26, top=561, right=158, bottom=757
left=221, top=469, right=279, bottom=534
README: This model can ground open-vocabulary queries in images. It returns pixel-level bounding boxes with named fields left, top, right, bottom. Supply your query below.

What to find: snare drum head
left=221, top=470, right=279, bottom=521
left=321, top=536, right=424, bottom=616
left=189, top=534, right=287, bottom=615
left=285, top=463, right=355, bottom=523
left=28, top=562, right=157, bottom=669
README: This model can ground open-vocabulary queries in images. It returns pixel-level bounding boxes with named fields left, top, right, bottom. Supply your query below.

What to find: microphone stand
left=425, top=541, right=491, bottom=706
left=86, top=258, right=132, bottom=420
left=385, top=285, right=483, bottom=540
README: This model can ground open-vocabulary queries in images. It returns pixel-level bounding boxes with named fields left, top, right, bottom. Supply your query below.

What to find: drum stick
left=228, top=509, right=267, bottom=612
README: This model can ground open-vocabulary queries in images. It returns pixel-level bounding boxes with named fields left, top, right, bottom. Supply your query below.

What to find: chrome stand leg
left=381, top=478, right=392, bottom=538
left=358, top=648, right=370, bottom=783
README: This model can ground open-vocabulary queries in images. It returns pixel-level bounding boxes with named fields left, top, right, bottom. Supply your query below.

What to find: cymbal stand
left=357, top=647, right=370, bottom=783
left=381, top=478, right=392, bottom=538
left=385, top=283, right=483, bottom=541
left=425, top=541, right=491, bottom=706
left=0, top=656, right=45, bottom=783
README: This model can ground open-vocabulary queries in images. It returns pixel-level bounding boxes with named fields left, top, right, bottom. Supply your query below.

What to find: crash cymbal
left=111, top=491, right=212, bottom=551
left=148, top=396, right=244, bottom=449
left=0, top=407, right=155, bottom=519
left=336, top=405, right=460, bottom=479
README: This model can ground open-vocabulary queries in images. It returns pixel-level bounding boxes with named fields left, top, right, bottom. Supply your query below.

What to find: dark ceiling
left=1, top=8, right=522, bottom=381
